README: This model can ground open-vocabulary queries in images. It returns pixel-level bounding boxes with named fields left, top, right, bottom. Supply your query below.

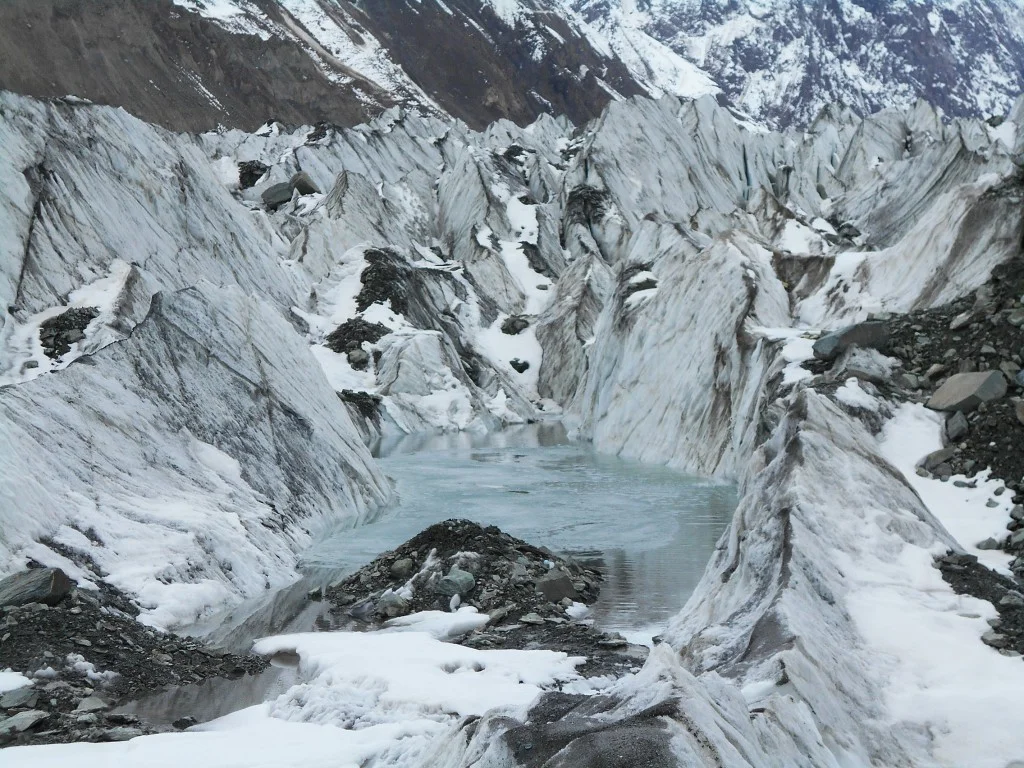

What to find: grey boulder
left=260, top=181, right=294, bottom=210
left=812, top=321, right=890, bottom=361
left=945, top=412, right=969, bottom=442
left=534, top=570, right=578, bottom=603
left=290, top=171, right=320, bottom=196
left=919, top=446, right=956, bottom=472
left=0, top=710, right=48, bottom=735
left=0, top=687, right=37, bottom=709
left=436, top=567, right=476, bottom=597
left=376, top=592, right=410, bottom=618
left=926, top=371, right=1007, bottom=412
left=0, top=568, right=74, bottom=608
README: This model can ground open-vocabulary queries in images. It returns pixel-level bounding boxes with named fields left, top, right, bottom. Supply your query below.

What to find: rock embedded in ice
left=375, top=591, right=411, bottom=618
left=500, top=314, right=531, bottom=335
left=0, top=568, right=74, bottom=608
left=260, top=181, right=294, bottom=210
left=926, top=370, right=1007, bottom=412
left=812, top=321, right=890, bottom=361
left=290, top=171, right=320, bottom=196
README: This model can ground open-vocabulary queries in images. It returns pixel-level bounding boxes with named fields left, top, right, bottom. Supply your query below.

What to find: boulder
left=389, top=558, right=415, bottom=580
left=0, top=710, right=48, bottom=735
left=501, top=315, right=531, bottom=335
left=509, top=358, right=530, bottom=373
left=812, top=321, right=889, bottom=361
left=1017, top=400, right=1024, bottom=427
left=74, top=695, right=111, bottom=713
left=260, top=181, right=294, bottom=210
left=0, top=568, right=74, bottom=608
left=945, top=412, right=969, bottom=442
left=376, top=592, right=410, bottom=618
left=290, top=171, right=320, bottom=196
left=919, top=446, right=957, bottom=471
left=926, top=371, right=1007, bottom=412
left=0, top=687, right=37, bottom=709
left=436, top=567, right=475, bottom=597
left=949, top=311, right=973, bottom=330
left=534, top=571, right=578, bottom=603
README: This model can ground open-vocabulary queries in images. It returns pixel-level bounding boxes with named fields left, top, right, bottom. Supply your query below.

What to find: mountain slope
left=575, top=0, right=1024, bottom=126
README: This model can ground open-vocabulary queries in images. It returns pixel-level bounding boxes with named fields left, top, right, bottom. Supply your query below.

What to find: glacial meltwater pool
left=304, top=422, right=736, bottom=638
left=122, top=423, right=735, bottom=725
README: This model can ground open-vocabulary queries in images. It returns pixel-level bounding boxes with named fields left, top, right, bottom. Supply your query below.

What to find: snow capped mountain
left=575, top=0, right=1024, bottom=126
left=155, top=0, right=1024, bottom=128
left=1, top=0, right=1020, bottom=131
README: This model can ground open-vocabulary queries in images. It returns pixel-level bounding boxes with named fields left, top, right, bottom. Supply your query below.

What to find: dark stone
left=510, top=358, right=530, bottom=373
left=945, top=412, right=969, bottom=442
left=237, top=160, right=268, bottom=189
left=501, top=315, right=531, bottom=335
left=0, top=568, right=74, bottom=608
left=289, top=171, right=320, bottom=195
left=260, top=181, right=293, bottom=210
left=338, top=390, right=382, bottom=423
left=812, top=321, right=890, bottom=361
left=534, top=571, right=578, bottom=603
left=172, top=716, right=198, bottom=730
left=38, top=307, right=99, bottom=359
left=324, top=318, right=390, bottom=353
left=504, top=693, right=677, bottom=768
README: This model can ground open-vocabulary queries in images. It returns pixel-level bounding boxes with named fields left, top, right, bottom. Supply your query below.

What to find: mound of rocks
left=937, top=552, right=1024, bottom=658
left=321, top=520, right=647, bottom=676
left=886, top=256, right=1024, bottom=493
left=38, top=307, right=99, bottom=359
left=0, top=568, right=266, bottom=747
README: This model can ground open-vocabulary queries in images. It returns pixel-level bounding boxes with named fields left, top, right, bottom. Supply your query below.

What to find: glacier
left=1, top=85, right=1024, bottom=765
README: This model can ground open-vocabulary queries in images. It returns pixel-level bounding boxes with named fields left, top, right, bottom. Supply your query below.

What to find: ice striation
left=1, top=86, right=1024, bottom=764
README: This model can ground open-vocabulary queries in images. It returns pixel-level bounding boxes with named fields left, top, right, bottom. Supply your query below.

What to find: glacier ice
left=2, top=84, right=1024, bottom=765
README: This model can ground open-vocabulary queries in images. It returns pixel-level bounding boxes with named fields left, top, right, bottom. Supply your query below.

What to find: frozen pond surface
left=306, top=423, right=736, bottom=637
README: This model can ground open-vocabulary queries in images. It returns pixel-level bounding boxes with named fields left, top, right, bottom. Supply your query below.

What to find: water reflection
left=115, top=665, right=298, bottom=726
